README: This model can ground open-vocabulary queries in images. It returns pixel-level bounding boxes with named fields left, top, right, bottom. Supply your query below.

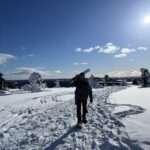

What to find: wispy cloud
left=0, top=53, right=16, bottom=65
left=11, top=67, right=50, bottom=76
left=106, top=70, right=140, bottom=77
left=73, top=62, right=79, bottom=66
left=121, top=48, right=136, bottom=54
left=138, top=46, right=148, bottom=51
left=81, top=62, right=88, bottom=65
left=6, top=67, right=64, bottom=80
left=54, top=70, right=62, bottom=74
left=73, top=62, right=88, bottom=65
left=83, top=47, right=94, bottom=53
left=114, top=53, right=127, bottom=58
left=21, top=54, right=35, bottom=60
left=75, top=48, right=82, bottom=52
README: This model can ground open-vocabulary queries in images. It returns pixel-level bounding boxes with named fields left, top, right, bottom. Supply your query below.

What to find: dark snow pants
left=142, top=78, right=147, bottom=87
left=76, top=99, right=87, bottom=122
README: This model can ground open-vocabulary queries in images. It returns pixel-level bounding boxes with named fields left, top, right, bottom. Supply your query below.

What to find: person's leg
left=76, top=99, right=82, bottom=123
left=82, top=99, right=87, bottom=123
left=146, top=78, right=149, bottom=87
left=143, top=78, right=146, bottom=87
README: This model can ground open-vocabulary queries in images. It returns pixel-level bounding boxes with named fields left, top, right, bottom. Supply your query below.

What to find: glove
left=90, top=98, right=93, bottom=103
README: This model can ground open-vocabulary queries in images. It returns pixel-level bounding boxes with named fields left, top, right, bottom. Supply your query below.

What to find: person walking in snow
left=0, top=73, right=6, bottom=90
left=140, top=68, right=150, bottom=87
left=71, top=72, right=93, bottom=125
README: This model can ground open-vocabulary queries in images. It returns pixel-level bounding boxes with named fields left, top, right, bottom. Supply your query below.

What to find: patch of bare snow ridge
left=0, top=86, right=144, bottom=150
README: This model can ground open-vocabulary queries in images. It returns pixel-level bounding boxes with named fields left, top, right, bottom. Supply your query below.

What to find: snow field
left=0, top=86, right=144, bottom=149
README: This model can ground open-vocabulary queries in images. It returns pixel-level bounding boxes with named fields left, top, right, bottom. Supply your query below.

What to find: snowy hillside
left=0, top=86, right=147, bottom=150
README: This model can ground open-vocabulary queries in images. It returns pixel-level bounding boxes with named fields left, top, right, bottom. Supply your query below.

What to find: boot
left=82, top=117, right=87, bottom=124
left=77, top=118, right=82, bottom=124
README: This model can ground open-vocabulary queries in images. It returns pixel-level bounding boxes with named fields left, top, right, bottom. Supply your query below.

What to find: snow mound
left=89, top=74, right=104, bottom=88
left=21, top=84, right=31, bottom=91
left=21, top=72, right=46, bottom=92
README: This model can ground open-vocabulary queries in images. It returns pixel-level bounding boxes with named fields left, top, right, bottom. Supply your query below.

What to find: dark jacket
left=142, top=70, right=149, bottom=79
left=0, top=77, right=5, bottom=90
left=71, top=75, right=93, bottom=100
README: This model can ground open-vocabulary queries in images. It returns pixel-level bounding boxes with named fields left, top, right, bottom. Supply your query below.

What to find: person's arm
left=70, top=74, right=80, bottom=86
left=88, top=82, right=93, bottom=103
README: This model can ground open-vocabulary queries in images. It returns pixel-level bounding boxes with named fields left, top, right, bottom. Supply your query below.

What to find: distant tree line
left=0, top=72, right=143, bottom=89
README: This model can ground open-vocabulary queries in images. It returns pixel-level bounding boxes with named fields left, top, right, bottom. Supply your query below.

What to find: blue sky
left=0, top=0, right=150, bottom=79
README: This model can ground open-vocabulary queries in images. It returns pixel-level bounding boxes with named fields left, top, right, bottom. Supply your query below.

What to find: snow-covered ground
left=110, top=86, right=150, bottom=150
left=0, top=86, right=146, bottom=149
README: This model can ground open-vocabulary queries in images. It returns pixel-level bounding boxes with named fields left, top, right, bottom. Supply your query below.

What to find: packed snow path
left=0, top=87, right=144, bottom=150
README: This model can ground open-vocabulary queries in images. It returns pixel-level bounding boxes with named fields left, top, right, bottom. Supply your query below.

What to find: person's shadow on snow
left=45, top=125, right=80, bottom=150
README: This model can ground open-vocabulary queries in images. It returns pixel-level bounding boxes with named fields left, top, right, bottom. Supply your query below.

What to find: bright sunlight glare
left=144, top=15, right=150, bottom=24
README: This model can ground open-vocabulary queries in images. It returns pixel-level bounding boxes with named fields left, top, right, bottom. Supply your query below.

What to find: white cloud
left=81, top=62, right=88, bottom=65
left=99, top=43, right=120, bottom=54
left=73, top=62, right=79, bottom=66
left=138, top=47, right=148, bottom=51
left=0, top=53, right=16, bottom=65
left=95, top=45, right=101, bottom=50
left=75, top=48, right=82, bottom=52
left=75, top=43, right=119, bottom=54
left=54, top=70, right=61, bottom=74
left=121, top=48, right=136, bottom=54
left=75, top=46, right=99, bottom=53
left=114, top=48, right=135, bottom=58
left=107, top=70, right=140, bottom=77
left=83, top=47, right=94, bottom=53
left=114, top=53, right=127, bottom=58
left=75, top=43, right=148, bottom=59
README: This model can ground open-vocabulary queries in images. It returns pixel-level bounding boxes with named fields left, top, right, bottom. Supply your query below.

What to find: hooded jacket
left=71, top=75, right=93, bottom=100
